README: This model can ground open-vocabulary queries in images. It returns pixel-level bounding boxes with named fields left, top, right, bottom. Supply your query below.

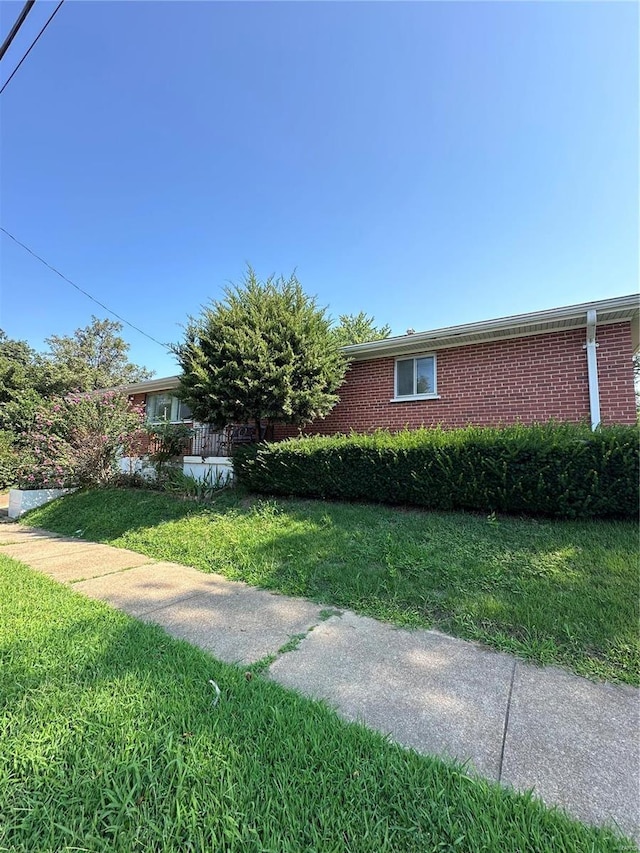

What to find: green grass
left=25, top=487, right=639, bottom=685
left=0, top=554, right=633, bottom=853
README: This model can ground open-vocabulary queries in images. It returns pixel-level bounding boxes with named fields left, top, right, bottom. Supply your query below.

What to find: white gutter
left=342, top=293, right=638, bottom=360
left=120, top=375, right=181, bottom=394
left=585, top=310, right=601, bottom=431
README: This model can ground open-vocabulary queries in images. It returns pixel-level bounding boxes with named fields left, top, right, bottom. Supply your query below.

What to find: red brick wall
left=273, top=322, right=637, bottom=439
left=128, top=392, right=150, bottom=452
left=597, top=323, right=638, bottom=425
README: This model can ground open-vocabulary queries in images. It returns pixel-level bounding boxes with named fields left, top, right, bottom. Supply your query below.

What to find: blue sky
left=1, top=0, right=637, bottom=377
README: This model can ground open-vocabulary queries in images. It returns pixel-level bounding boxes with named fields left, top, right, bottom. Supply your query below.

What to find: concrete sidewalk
left=2, top=522, right=638, bottom=843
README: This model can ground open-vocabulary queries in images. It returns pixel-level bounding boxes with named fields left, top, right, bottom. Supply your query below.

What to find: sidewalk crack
left=68, top=561, right=157, bottom=583
left=138, top=589, right=212, bottom=617
left=498, top=660, right=517, bottom=782
left=250, top=610, right=345, bottom=676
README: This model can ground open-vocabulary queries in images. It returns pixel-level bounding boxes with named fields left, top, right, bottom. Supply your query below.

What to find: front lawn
left=0, top=554, right=633, bottom=852
left=25, top=487, right=639, bottom=685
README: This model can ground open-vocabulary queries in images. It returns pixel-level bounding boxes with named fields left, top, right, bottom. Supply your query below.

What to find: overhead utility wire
left=0, top=0, right=64, bottom=95
left=0, top=0, right=36, bottom=62
left=0, top=227, right=171, bottom=351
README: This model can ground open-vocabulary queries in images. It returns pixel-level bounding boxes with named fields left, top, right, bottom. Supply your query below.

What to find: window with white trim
left=145, top=392, right=192, bottom=423
left=393, top=354, right=437, bottom=399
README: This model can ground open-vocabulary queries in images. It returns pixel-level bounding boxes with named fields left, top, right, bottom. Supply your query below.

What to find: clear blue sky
left=1, top=0, right=637, bottom=377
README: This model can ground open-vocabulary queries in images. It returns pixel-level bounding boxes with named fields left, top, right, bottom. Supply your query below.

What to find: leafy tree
left=0, top=331, right=47, bottom=433
left=43, top=316, right=153, bottom=393
left=0, top=430, right=20, bottom=489
left=174, top=269, right=347, bottom=435
left=0, top=331, right=38, bottom=373
left=0, top=332, right=40, bottom=404
left=332, top=312, right=391, bottom=347
left=0, top=319, right=152, bottom=433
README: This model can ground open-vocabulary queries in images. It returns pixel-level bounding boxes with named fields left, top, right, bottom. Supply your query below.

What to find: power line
left=0, top=0, right=64, bottom=96
left=0, top=7, right=171, bottom=354
left=0, top=0, right=36, bottom=62
left=0, top=226, right=171, bottom=351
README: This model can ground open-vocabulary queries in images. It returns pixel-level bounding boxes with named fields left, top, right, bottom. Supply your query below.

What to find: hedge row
left=233, top=423, right=640, bottom=519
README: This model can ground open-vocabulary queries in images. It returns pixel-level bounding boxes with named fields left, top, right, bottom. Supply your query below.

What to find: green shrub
left=162, top=467, right=230, bottom=500
left=145, top=421, right=193, bottom=481
left=0, top=430, right=19, bottom=490
left=234, top=423, right=639, bottom=519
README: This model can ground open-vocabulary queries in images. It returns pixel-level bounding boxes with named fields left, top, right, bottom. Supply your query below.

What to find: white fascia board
left=119, top=375, right=181, bottom=395
left=342, top=294, right=639, bottom=361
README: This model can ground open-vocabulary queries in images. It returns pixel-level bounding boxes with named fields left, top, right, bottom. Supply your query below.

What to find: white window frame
left=391, top=353, right=439, bottom=402
left=146, top=393, right=192, bottom=424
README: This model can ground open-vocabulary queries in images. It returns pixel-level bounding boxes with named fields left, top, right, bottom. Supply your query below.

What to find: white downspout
left=585, top=309, right=601, bottom=430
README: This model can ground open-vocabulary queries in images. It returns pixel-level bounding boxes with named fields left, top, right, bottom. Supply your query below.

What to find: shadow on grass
left=22, top=487, right=640, bottom=683
left=1, top=558, right=635, bottom=853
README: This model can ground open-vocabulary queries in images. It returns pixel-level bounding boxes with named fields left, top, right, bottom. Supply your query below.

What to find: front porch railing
left=189, top=424, right=263, bottom=457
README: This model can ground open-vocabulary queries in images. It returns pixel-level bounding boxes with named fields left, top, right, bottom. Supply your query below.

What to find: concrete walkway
left=1, top=522, right=638, bottom=844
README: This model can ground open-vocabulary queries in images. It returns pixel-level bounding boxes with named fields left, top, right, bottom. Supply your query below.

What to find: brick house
left=274, top=293, right=638, bottom=439
left=124, top=294, right=638, bottom=454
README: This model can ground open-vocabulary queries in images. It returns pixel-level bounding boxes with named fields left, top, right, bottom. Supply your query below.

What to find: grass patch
left=24, top=487, right=640, bottom=685
left=0, top=554, right=634, bottom=852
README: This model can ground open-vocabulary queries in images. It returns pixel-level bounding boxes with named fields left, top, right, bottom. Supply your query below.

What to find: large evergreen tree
left=174, top=269, right=347, bottom=433
left=332, top=311, right=391, bottom=347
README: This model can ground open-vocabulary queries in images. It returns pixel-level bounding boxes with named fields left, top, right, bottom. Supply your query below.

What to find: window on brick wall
left=146, top=392, right=192, bottom=423
left=393, top=354, right=438, bottom=400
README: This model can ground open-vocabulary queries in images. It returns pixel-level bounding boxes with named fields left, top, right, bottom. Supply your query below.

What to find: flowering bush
left=64, top=390, right=146, bottom=485
left=15, top=424, right=73, bottom=489
left=16, top=391, right=146, bottom=489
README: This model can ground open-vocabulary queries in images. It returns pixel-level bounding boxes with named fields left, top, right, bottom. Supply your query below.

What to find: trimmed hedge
left=234, top=423, right=640, bottom=519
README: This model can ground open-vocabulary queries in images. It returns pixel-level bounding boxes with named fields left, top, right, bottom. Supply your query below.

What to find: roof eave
left=121, top=375, right=181, bottom=395
left=342, top=294, right=639, bottom=361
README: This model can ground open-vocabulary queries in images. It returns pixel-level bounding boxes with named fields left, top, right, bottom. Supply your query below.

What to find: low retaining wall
left=182, top=456, right=234, bottom=485
left=118, top=456, right=234, bottom=485
left=9, top=488, right=76, bottom=519
left=118, top=457, right=157, bottom=479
